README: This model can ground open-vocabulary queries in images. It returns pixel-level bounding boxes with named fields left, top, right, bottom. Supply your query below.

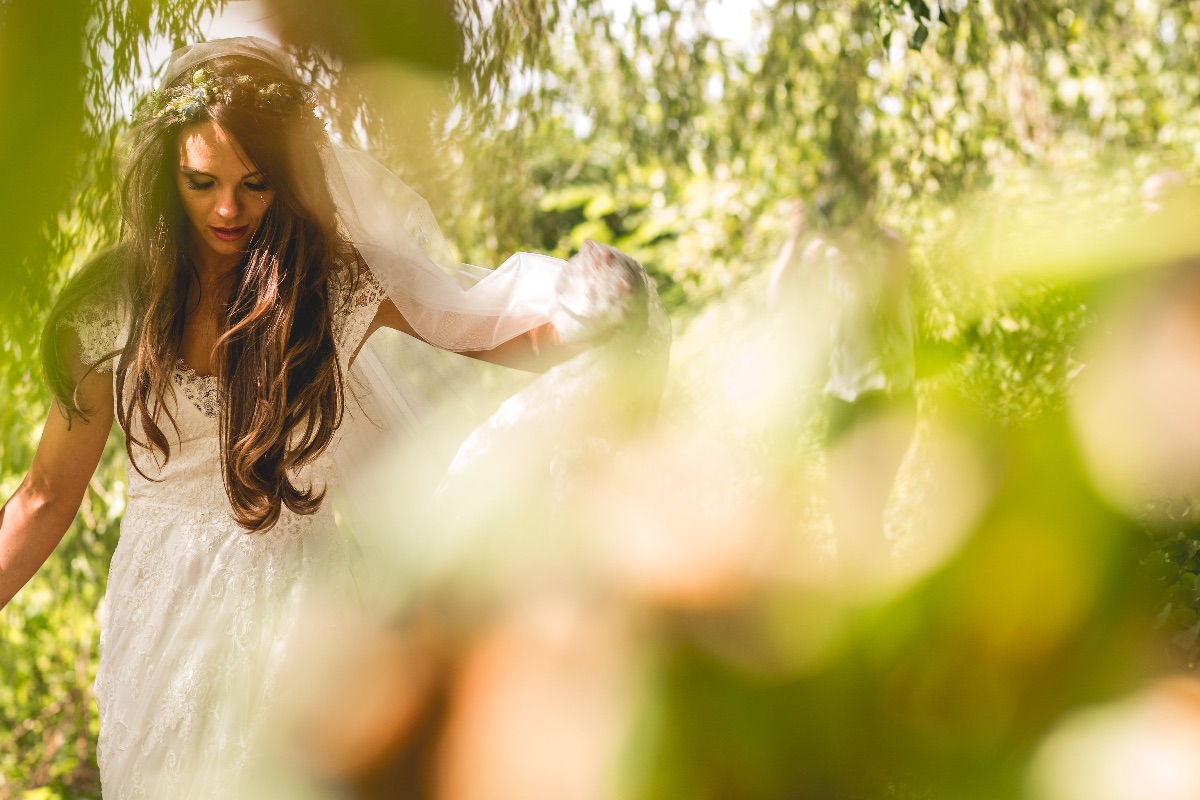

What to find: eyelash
left=184, top=180, right=271, bottom=192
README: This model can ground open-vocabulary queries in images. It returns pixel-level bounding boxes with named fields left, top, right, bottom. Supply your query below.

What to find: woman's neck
left=186, top=249, right=238, bottom=316
left=191, top=250, right=238, bottom=284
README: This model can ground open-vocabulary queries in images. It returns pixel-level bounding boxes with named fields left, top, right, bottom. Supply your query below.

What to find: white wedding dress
left=67, top=243, right=670, bottom=798
left=69, top=268, right=389, bottom=798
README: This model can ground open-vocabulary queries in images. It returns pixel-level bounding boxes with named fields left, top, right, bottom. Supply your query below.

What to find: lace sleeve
left=61, top=294, right=125, bottom=373
left=332, top=261, right=389, bottom=362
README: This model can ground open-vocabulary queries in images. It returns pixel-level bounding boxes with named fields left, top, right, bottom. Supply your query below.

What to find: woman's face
left=175, top=120, right=276, bottom=269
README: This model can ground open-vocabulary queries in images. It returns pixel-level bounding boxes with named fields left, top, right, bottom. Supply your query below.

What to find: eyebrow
left=179, top=166, right=265, bottom=180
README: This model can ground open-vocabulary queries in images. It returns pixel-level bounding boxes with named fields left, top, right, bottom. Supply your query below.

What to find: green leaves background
left=5, top=0, right=1200, bottom=797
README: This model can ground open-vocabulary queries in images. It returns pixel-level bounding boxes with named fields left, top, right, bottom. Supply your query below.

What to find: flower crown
left=140, top=67, right=316, bottom=125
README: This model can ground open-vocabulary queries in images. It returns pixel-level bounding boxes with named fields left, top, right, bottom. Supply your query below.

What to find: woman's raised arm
left=0, top=357, right=114, bottom=609
left=365, top=298, right=583, bottom=373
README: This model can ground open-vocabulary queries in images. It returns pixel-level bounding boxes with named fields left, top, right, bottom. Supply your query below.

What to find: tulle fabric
left=327, top=146, right=566, bottom=351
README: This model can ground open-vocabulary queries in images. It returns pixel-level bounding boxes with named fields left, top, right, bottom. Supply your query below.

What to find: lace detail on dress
left=61, top=292, right=126, bottom=372
left=172, top=361, right=220, bottom=419
left=164, top=267, right=386, bottom=421
left=95, top=497, right=356, bottom=799
left=333, top=262, right=388, bottom=361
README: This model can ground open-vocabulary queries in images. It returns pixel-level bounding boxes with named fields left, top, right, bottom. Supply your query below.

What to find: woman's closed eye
left=181, top=178, right=269, bottom=192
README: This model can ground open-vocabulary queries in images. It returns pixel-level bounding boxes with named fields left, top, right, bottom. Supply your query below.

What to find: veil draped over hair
left=161, top=37, right=671, bottom=550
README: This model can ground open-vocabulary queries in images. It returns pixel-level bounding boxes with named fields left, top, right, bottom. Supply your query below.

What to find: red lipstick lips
left=211, top=225, right=249, bottom=242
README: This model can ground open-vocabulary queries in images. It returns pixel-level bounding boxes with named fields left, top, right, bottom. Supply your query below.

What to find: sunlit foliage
left=4, top=0, right=1200, bottom=797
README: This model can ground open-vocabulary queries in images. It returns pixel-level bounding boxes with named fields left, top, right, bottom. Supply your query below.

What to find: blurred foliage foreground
left=9, top=0, right=1200, bottom=799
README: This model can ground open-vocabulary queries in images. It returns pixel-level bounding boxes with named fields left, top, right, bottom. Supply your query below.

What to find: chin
left=207, top=237, right=250, bottom=259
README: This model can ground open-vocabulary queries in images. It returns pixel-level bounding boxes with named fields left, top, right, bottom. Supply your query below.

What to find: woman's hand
left=548, top=240, right=648, bottom=346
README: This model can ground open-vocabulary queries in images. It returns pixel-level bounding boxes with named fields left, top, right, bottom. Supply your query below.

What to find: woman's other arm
left=0, top=361, right=114, bottom=609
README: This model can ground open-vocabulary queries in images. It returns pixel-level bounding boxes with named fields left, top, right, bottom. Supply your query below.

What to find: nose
left=215, top=186, right=241, bottom=220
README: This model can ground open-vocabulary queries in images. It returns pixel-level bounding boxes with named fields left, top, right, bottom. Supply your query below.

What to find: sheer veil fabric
left=164, top=35, right=667, bottom=458
left=89, top=36, right=669, bottom=797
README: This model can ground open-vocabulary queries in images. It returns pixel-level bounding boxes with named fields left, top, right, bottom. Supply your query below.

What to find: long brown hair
left=43, top=54, right=362, bottom=532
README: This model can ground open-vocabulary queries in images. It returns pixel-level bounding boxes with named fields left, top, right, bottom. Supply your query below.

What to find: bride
left=0, top=37, right=663, bottom=797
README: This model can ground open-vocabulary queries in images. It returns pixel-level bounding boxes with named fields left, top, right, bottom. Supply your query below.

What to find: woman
left=0, top=37, right=659, bottom=797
